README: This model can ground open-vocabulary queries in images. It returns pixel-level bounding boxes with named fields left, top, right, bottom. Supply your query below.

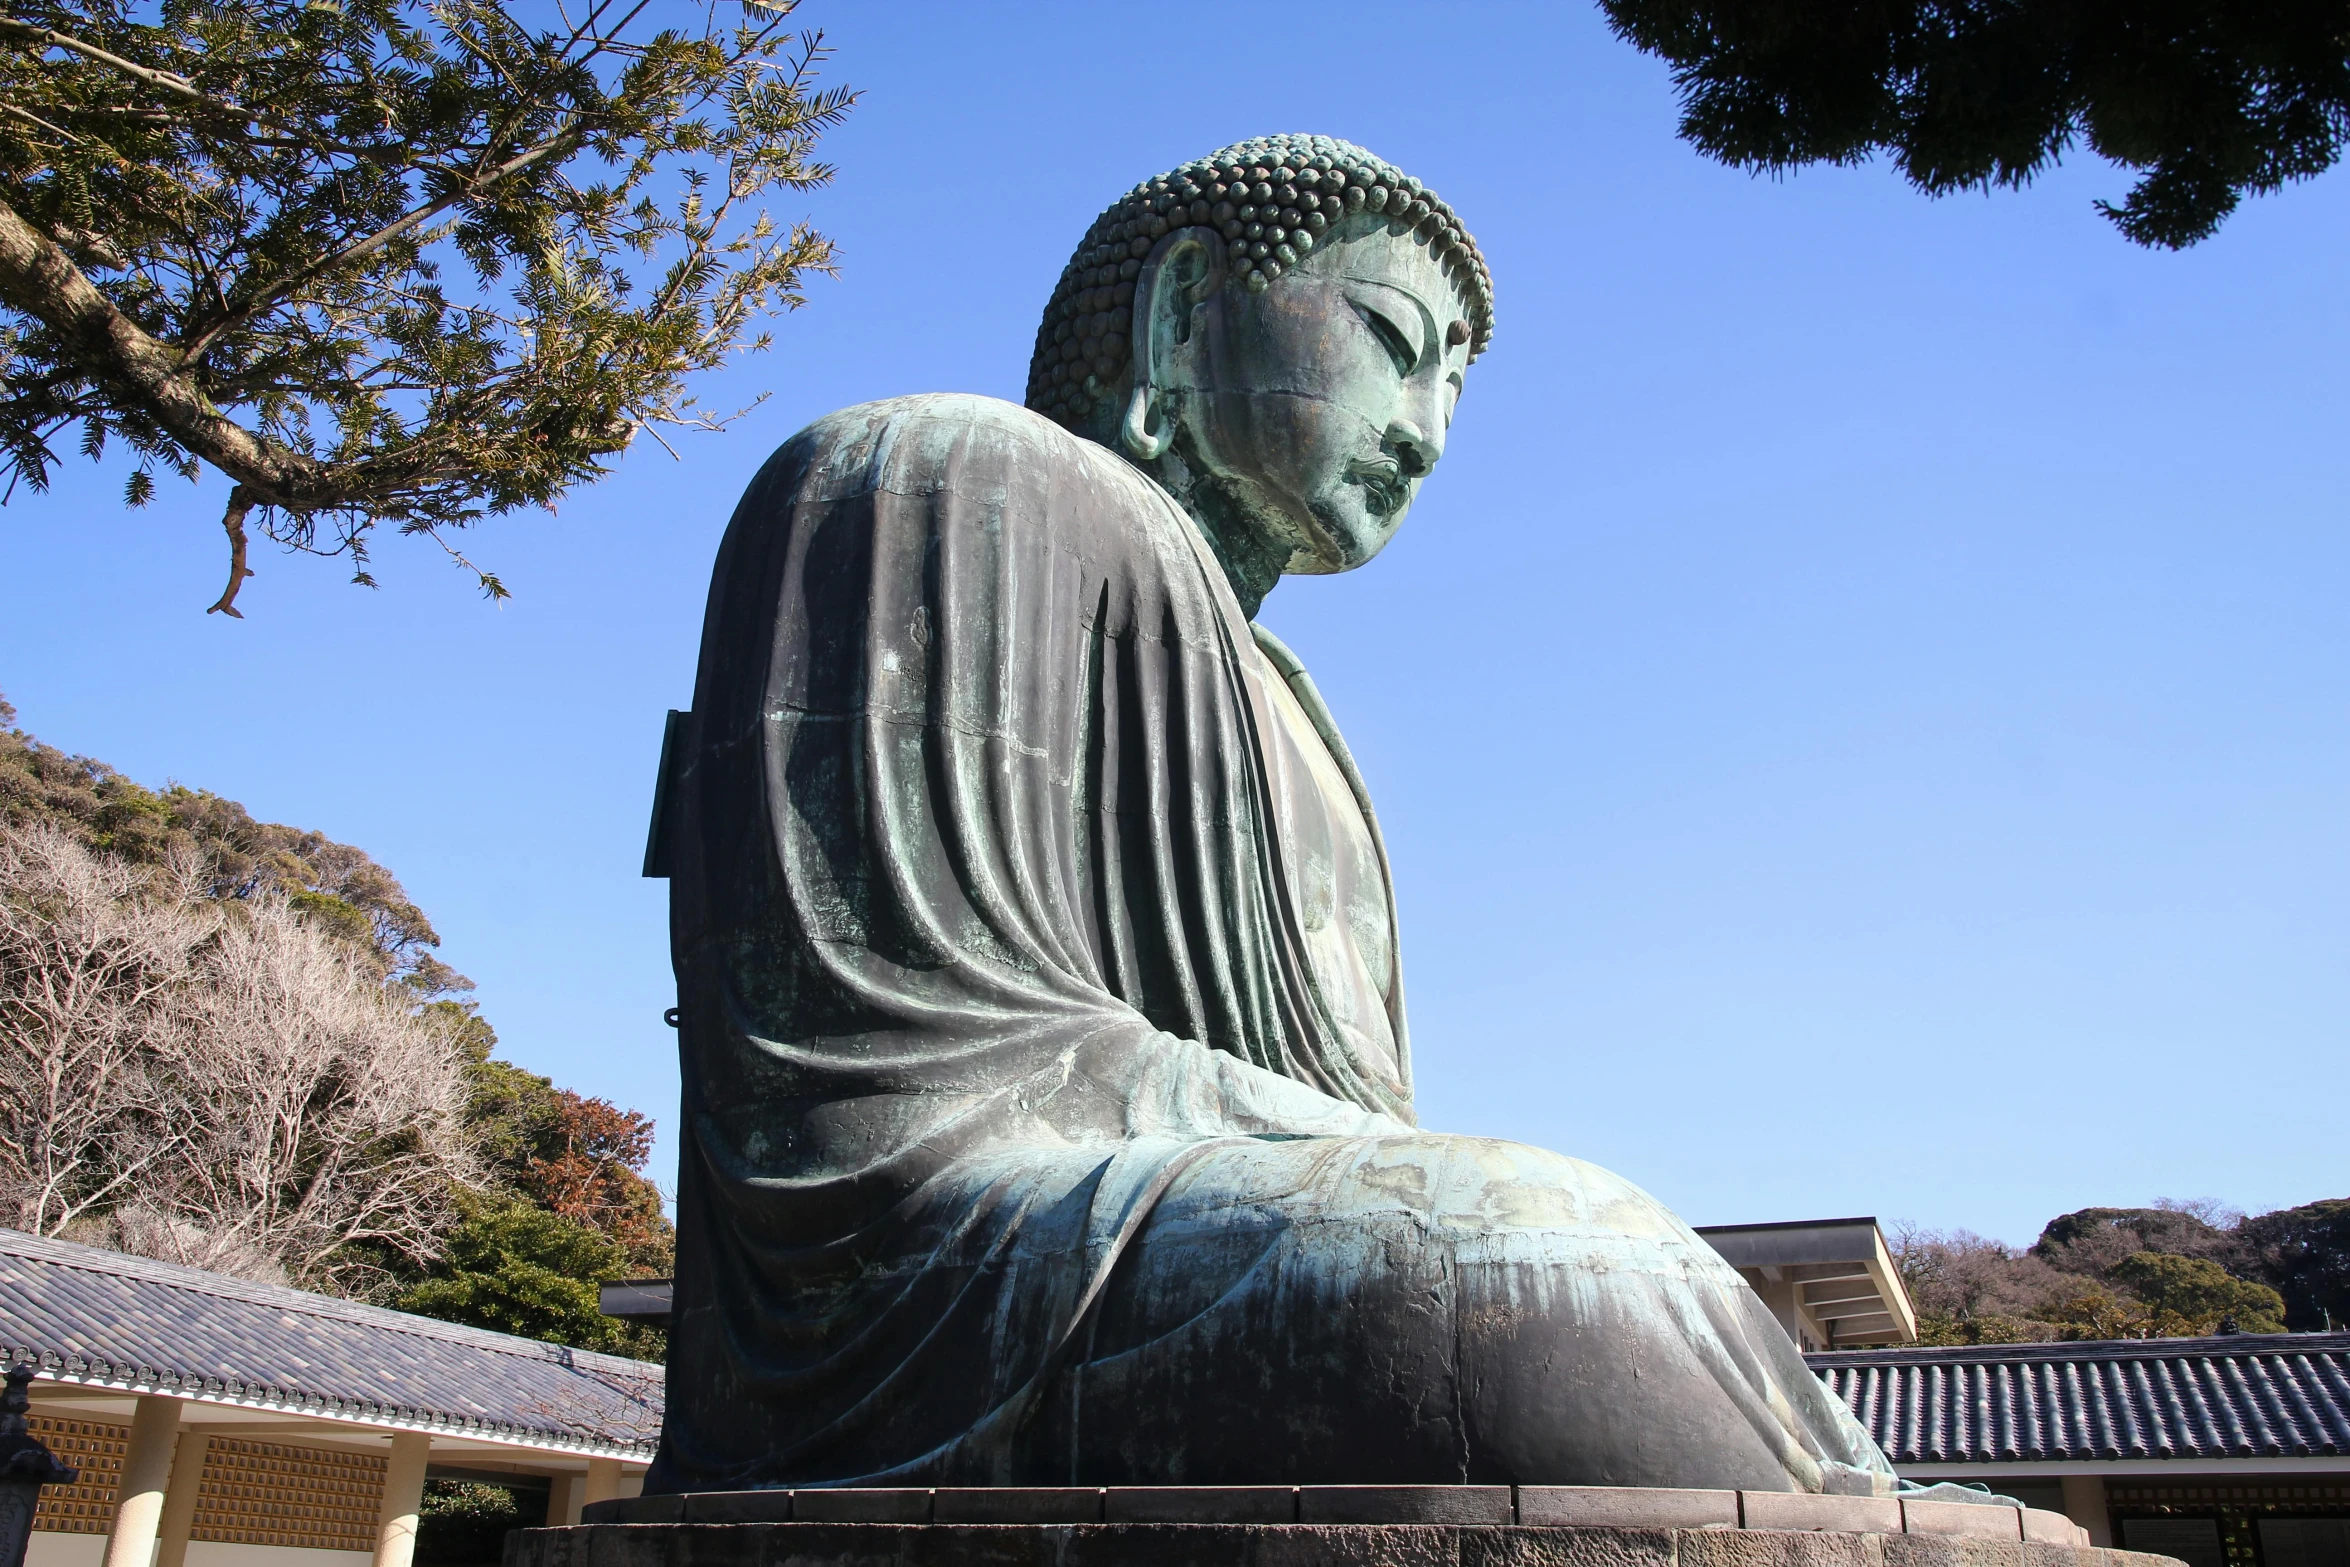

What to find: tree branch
left=206, top=484, right=256, bottom=617
left=0, top=17, right=390, bottom=156
left=0, top=100, right=83, bottom=145
left=175, top=123, right=587, bottom=364
left=0, top=18, right=202, bottom=104
left=0, top=194, right=326, bottom=505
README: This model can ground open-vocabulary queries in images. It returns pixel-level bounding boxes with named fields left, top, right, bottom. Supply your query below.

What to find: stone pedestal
left=508, top=1486, right=2178, bottom=1567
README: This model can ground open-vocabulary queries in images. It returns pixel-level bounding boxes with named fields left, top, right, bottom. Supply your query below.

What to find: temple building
left=1693, top=1217, right=1920, bottom=1351
left=0, top=1228, right=657, bottom=1567
left=1812, top=1333, right=2350, bottom=1567
left=1700, top=1218, right=2350, bottom=1567
left=8, top=1217, right=2346, bottom=1567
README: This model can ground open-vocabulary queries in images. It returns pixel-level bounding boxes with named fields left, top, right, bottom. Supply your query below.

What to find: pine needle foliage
left=0, top=0, right=854, bottom=613
left=1600, top=1, right=2350, bottom=249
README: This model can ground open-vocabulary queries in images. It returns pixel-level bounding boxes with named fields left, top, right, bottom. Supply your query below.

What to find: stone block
left=1884, top=1535, right=1967, bottom=1567
left=1683, top=1525, right=1881, bottom=1567
left=1947, top=1541, right=2023, bottom=1567
left=1104, top=1522, right=1297, bottom=1567
left=583, top=1496, right=683, bottom=1525
left=790, top=1490, right=937, bottom=1524
left=1102, top=1487, right=1297, bottom=1523
left=1904, top=1502, right=2022, bottom=1541
left=514, top=1525, right=577, bottom=1567
left=580, top=1523, right=670, bottom=1567
left=565, top=1530, right=626, bottom=1567
left=932, top=1488, right=1103, bottom=1524
left=1519, top=1487, right=1738, bottom=1529
left=2025, top=1545, right=2116, bottom=1567
left=1251, top=1524, right=1465, bottom=1567
left=1297, top=1485, right=1513, bottom=1524
left=505, top=1514, right=2147, bottom=1567
left=680, top=1491, right=793, bottom=1523
left=706, top=1523, right=1005, bottom=1567
left=1048, top=1523, right=1267, bottom=1567
left=1465, top=1525, right=1680, bottom=1567
left=2021, top=1514, right=2082, bottom=1547
left=1742, top=1494, right=1904, bottom=1535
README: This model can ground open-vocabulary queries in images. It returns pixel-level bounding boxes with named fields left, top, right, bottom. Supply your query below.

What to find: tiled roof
left=1811, top=1333, right=2350, bottom=1464
left=0, top=1227, right=662, bottom=1456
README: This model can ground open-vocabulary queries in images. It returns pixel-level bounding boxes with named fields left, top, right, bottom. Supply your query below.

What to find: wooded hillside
left=1898, top=1199, right=2350, bottom=1344
left=0, top=689, right=672, bottom=1358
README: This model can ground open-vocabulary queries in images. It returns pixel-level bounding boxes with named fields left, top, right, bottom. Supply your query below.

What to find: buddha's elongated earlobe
left=1121, top=383, right=1170, bottom=461
left=1121, top=228, right=1223, bottom=463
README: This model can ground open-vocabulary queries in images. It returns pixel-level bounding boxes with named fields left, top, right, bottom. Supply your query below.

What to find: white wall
left=185, top=1545, right=370, bottom=1567
left=28, top=1536, right=370, bottom=1567
left=27, top=1535, right=103, bottom=1567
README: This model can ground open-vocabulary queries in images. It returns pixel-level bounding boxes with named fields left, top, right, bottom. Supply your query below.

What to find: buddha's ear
left=1123, top=228, right=1225, bottom=461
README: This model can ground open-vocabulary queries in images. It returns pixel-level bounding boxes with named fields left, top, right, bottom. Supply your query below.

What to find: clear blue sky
left=5, top=1, right=2345, bottom=1249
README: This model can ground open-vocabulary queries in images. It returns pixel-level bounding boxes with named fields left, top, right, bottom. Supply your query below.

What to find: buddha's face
left=1138, top=221, right=1473, bottom=576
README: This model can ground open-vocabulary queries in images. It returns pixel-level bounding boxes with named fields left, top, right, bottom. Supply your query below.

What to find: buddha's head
left=1025, top=135, right=1495, bottom=615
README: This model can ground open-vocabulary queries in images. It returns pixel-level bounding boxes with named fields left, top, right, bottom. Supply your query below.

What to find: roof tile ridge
left=0, top=1226, right=660, bottom=1380
left=1810, top=1332, right=2350, bottom=1368
left=4, top=1342, right=658, bottom=1456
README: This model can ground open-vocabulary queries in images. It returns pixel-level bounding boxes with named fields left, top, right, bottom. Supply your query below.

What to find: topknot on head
left=1024, top=134, right=1496, bottom=432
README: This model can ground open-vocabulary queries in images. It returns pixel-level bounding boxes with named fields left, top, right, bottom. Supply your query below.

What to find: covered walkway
left=0, top=1228, right=661, bottom=1567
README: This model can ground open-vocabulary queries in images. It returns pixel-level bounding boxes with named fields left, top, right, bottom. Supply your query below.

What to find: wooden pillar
left=102, top=1396, right=183, bottom=1567
left=545, top=1473, right=582, bottom=1527
left=2061, top=1475, right=2111, bottom=1547
left=581, top=1459, right=621, bottom=1510
left=371, top=1432, right=431, bottom=1567
left=152, top=1433, right=209, bottom=1567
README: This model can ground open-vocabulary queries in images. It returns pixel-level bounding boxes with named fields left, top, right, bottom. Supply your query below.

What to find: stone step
left=577, top=1484, right=2088, bottom=1543
left=521, top=1515, right=2167, bottom=1567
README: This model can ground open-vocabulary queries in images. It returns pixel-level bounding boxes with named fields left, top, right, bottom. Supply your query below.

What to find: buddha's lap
left=1056, top=1132, right=1863, bottom=1486
left=1088, top=1132, right=1753, bottom=1356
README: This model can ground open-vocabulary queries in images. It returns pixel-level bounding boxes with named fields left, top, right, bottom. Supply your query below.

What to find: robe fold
left=651, top=393, right=1893, bottom=1493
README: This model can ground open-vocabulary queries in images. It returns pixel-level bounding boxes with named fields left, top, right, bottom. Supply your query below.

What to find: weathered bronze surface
left=648, top=136, right=1897, bottom=1494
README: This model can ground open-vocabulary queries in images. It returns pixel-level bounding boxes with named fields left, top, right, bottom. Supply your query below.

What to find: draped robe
left=650, top=393, right=1894, bottom=1493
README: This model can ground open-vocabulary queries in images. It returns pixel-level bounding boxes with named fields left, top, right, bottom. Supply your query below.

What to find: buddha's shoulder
left=772, top=393, right=1140, bottom=500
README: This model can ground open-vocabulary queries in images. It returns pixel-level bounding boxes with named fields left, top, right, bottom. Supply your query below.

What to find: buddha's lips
left=1349, top=459, right=1407, bottom=516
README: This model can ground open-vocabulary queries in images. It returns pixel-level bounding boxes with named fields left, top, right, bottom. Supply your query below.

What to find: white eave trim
left=1861, top=1228, right=1918, bottom=1343
left=27, top=1364, right=657, bottom=1462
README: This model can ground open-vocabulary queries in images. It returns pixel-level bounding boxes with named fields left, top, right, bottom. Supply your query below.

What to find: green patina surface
left=652, top=135, right=1905, bottom=1496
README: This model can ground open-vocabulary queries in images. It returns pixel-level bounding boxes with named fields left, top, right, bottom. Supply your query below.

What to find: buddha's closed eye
left=1354, top=302, right=1420, bottom=378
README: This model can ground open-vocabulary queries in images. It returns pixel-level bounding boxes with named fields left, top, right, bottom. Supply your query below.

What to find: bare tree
left=152, top=897, right=477, bottom=1284
left=1890, top=1222, right=2070, bottom=1328
left=0, top=822, right=198, bottom=1234
left=0, top=821, right=478, bottom=1289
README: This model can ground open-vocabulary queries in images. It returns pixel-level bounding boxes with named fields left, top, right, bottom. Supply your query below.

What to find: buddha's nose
left=1387, top=418, right=1439, bottom=478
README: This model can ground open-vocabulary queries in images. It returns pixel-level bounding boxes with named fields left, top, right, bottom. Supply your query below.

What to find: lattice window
left=2109, top=1481, right=2350, bottom=1567
left=19, top=1415, right=390, bottom=1551
left=2112, top=1483, right=2350, bottom=1511
left=191, top=1437, right=386, bottom=1552
left=28, top=1414, right=128, bottom=1535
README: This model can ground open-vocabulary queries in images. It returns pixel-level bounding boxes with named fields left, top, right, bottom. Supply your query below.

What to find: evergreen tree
left=2239, top=1199, right=2350, bottom=1331
left=0, top=1, right=853, bottom=613
left=1600, top=1, right=2350, bottom=248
